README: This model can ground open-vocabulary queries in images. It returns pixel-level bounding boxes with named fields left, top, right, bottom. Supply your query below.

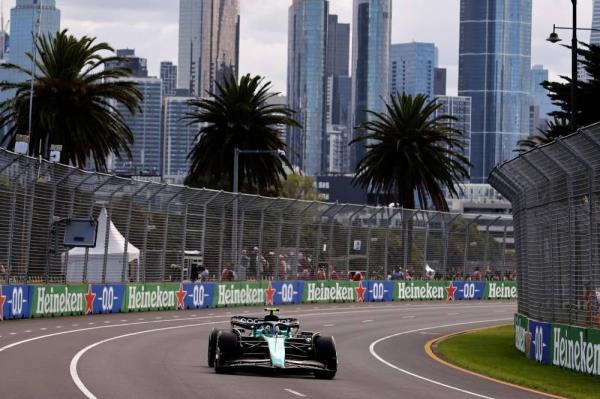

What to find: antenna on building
left=28, top=0, right=44, bottom=156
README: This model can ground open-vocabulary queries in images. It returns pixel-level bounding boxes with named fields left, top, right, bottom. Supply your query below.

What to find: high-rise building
left=592, top=0, right=600, bottom=44
left=0, top=2, right=9, bottom=62
left=177, top=0, right=240, bottom=97
left=389, top=42, right=438, bottom=98
left=286, top=0, right=328, bottom=176
left=112, top=77, right=163, bottom=176
left=5, top=0, right=60, bottom=82
left=434, top=68, right=447, bottom=96
left=530, top=65, right=555, bottom=133
left=458, top=0, right=532, bottom=183
left=106, top=49, right=148, bottom=77
left=434, top=95, right=472, bottom=166
left=351, top=0, right=391, bottom=171
left=160, top=61, right=178, bottom=97
left=327, top=14, right=350, bottom=77
left=163, top=96, right=198, bottom=182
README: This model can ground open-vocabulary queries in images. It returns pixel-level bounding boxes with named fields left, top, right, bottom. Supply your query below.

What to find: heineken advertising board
left=302, top=281, right=367, bottom=303
left=514, top=313, right=600, bottom=377
left=0, top=284, right=31, bottom=320
left=31, top=285, right=88, bottom=318
left=121, top=283, right=185, bottom=312
left=1, top=280, right=518, bottom=322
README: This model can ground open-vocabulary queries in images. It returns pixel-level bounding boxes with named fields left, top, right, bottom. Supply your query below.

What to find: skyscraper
left=351, top=0, right=391, bottom=171
left=434, top=68, right=447, bottom=96
left=160, top=61, right=178, bottom=97
left=530, top=65, right=556, bottom=133
left=177, top=0, right=240, bottom=97
left=458, top=0, right=532, bottom=183
left=6, top=0, right=60, bottom=81
left=389, top=42, right=438, bottom=97
left=112, top=77, right=163, bottom=176
left=106, top=49, right=148, bottom=77
left=592, top=0, right=600, bottom=44
left=287, top=0, right=328, bottom=176
left=326, top=14, right=349, bottom=77
left=434, top=95, right=472, bottom=165
left=163, top=96, right=198, bottom=182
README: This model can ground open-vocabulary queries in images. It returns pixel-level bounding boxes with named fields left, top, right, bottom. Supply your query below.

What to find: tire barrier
left=0, top=280, right=517, bottom=321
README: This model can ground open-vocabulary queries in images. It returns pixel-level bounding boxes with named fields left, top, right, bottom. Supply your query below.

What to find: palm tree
left=352, top=93, right=470, bottom=212
left=185, top=74, right=300, bottom=194
left=0, top=30, right=142, bottom=171
left=516, top=117, right=570, bottom=153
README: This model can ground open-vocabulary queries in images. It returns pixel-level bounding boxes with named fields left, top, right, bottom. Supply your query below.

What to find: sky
left=4, top=0, right=594, bottom=96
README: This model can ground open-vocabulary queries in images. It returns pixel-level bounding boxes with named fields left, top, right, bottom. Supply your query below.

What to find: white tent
left=65, top=208, right=140, bottom=283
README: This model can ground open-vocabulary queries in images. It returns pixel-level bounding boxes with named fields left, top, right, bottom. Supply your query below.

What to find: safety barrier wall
left=514, top=313, right=600, bottom=377
left=0, top=280, right=517, bottom=320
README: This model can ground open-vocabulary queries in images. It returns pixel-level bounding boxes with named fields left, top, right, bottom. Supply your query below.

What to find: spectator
left=301, top=267, right=310, bottom=280
left=352, top=271, right=362, bottom=281
left=317, top=267, right=326, bottom=280
left=199, top=266, right=209, bottom=282
left=278, top=255, right=289, bottom=280
left=330, top=268, right=339, bottom=280
left=239, top=250, right=249, bottom=281
left=249, top=247, right=259, bottom=279
left=473, top=267, right=482, bottom=281
left=222, top=267, right=235, bottom=281
left=0, top=263, right=6, bottom=282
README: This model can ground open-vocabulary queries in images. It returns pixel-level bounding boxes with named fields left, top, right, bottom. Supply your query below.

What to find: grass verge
left=435, top=325, right=600, bottom=399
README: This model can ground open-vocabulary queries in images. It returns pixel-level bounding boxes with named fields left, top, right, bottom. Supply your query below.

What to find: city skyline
left=23, top=0, right=594, bottom=97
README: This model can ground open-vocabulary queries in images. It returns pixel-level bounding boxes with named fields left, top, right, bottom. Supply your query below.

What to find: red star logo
left=355, top=281, right=366, bottom=302
left=445, top=282, right=457, bottom=301
left=0, top=286, right=6, bottom=321
left=176, top=284, right=187, bottom=310
left=265, top=282, right=276, bottom=306
left=85, top=286, right=96, bottom=315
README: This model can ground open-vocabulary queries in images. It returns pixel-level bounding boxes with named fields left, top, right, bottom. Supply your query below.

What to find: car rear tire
left=313, top=335, right=337, bottom=379
left=214, top=331, right=239, bottom=374
left=207, top=328, right=220, bottom=367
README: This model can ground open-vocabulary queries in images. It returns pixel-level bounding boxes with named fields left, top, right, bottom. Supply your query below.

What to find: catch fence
left=490, top=122, right=600, bottom=328
left=0, top=148, right=513, bottom=285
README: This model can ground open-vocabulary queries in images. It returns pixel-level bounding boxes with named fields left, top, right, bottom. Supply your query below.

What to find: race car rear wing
left=230, top=316, right=300, bottom=330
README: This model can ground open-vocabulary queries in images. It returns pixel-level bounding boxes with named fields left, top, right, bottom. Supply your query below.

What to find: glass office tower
left=177, top=0, right=239, bottom=96
left=351, top=0, right=391, bottom=171
left=287, top=0, right=328, bottom=175
left=458, top=0, right=532, bottom=183
left=389, top=42, right=438, bottom=98
left=592, top=0, right=600, bottom=44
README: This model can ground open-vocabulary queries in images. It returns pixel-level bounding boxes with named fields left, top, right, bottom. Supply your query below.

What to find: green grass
left=436, top=325, right=600, bottom=399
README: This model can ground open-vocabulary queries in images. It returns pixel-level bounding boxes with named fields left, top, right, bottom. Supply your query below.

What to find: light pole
left=233, top=148, right=286, bottom=193
left=232, top=148, right=286, bottom=278
left=547, top=0, right=600, bottom=133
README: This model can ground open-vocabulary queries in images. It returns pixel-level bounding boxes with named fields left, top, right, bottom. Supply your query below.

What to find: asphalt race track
left=0, top=301, right=547, bottom=399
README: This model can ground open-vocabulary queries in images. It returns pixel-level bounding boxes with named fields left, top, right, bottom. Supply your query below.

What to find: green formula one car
left=207, top=308, right=337, bottom=379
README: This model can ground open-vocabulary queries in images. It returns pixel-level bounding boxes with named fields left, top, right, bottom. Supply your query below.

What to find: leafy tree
left=516, top=117, right=570, bottom=153
left=541, top=42, right=600, bottom=136
left=280, top=172, right=322, bottom=201
left=0, top=30, right=142, bottom=171
left=185, top=74, right=301, bottom=195
left=351, top=93, right=470, bottom=212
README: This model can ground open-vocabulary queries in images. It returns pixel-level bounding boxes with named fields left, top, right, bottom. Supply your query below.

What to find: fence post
left=139, top=184, right=167, bottom=283
left=423, top=211, right=438, bottom=273
left=275, top=199, right=297, bottom=279
left=315, top=203, right=335, bottom=275
left=482, top=216, right=501, bottom=269
left=257, top=199, right=277, bottom=280
left=121, top=181, right=151, bottom=283
left=21, top=158, right=41, bottom=282
left=218, top=193, right=240, bottom=280
left=346, top=206, right=365, bottom=276
left=384, top=207, right=402, bottom=277
left=463, top=215, right=481, bottom=276
left=99, top=181, right=128, bottom=284
left=366, top=206, right=384, bottom=279
left=442, top=213, right=460, bottom=277
left=159, top=187, right=186, bottom=282
left=237, top=195, right=260, bottom=277
left=3, top=157, right=20, bottom=282
left=328, top=204, right=346, bottom=275
left=294, top=202, right=317, bottom=278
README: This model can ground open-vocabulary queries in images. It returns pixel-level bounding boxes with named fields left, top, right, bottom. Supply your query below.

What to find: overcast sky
left=5, top=0, right=594, bottom=96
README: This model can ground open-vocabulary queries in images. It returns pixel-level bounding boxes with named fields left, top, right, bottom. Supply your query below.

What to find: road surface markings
left=323, top=324, right=335, bottom=327
left=87, top=323, right=94, bottom=325
left=103, top=321, right=111, bottom=324
left=362, top=320, right=373, bottom=323
left=40, top=328, right=47, bottom=331
left=448, top=313, right=461, bottom=316
left=369, top=318, right=511, bottom=399
left=24, top=330, right=31, bottom=333
left=56, top=326, right=62, bottom=329
left=137, top=318, right=145, bottom=321
left=9, top=332, right=16, bottom=335
left=284, top=388, right=307, bottom=397
left=403, top=315, right=415, bottom=319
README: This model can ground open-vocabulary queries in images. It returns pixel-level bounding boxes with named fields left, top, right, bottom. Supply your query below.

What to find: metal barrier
left=490, top=122, right=600, bottom=328
left=0, top=147, right=514, bottom=284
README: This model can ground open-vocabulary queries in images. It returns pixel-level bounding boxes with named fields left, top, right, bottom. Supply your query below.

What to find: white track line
left=284, top=388, right=307, bottom=397
left=70, top=321, right=225, bottom=399
left=369, top=318, right=510, bottom=399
